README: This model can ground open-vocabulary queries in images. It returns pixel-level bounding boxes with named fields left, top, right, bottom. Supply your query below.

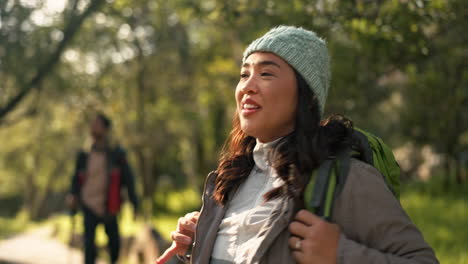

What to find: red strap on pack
left=107, top=168, right=122, bottom=214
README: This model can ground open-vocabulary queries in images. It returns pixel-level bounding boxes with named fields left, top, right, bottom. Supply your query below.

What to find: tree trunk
left=455, top=155, right=467, bottom=184
left=134, top=41, right=158, bottom=217
left=443, top=156, right=451, bottom=190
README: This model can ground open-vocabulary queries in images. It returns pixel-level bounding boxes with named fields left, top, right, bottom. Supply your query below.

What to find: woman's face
left=236, top=52, right=298, bottom=143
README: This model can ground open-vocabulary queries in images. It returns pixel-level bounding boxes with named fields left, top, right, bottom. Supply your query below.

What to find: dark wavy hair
left=213, top=70, right=353, bottom=205
left=96, top=112, right=112, bottom=130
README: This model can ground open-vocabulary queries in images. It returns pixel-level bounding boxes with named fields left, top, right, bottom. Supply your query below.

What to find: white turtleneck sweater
left=211, top=138, right=285, bottom=264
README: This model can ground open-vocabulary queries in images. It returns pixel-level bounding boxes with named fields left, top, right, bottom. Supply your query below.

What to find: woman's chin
left=240, top=124, right=261, bottom=139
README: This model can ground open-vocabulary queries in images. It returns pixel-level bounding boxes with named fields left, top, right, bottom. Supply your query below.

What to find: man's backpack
left=304, top=128, right=401, bottom=220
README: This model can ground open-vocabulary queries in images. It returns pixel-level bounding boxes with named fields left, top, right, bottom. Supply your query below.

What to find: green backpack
left=304, top=128, right=401, bottom=220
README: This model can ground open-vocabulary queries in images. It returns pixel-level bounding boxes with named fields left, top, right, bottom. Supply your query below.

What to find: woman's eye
left=240, top=73, right=249, bottom=79
left=261, top=72, right=273, bottom=77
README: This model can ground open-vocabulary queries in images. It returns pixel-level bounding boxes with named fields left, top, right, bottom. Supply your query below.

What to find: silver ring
left=295, top=240, right=302, bottom=250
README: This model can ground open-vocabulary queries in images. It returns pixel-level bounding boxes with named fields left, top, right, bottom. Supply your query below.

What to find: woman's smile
left=240, top=98, right=262, bottom=116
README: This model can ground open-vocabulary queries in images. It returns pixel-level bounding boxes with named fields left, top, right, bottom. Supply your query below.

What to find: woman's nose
left=239, top=75, right=259, bottom=94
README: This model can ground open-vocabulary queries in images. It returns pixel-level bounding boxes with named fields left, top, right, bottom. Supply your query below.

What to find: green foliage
left=154, top=188, right=201, bottom=214
left=0, top=210, right=38, bottom=239
left=401, top=178, right=468, bottom=264
left=398, top=0, right=468, bottom=168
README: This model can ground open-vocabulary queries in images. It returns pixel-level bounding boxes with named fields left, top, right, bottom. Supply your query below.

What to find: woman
left=157, top=26, right=438, bottom=264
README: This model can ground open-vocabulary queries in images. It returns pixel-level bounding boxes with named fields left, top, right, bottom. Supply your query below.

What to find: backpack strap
left=305, top=159, right=335, bottom=220
left=352, top=129, right=374, bottom=165
left=335, top=148, right=351, bottom=198
left=304, top=148, right=352, bottom=221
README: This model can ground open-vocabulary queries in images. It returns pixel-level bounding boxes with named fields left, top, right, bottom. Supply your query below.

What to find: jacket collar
left=253, top=137, right=282, bottom=171
left=192, top=171, right=297, bottom=264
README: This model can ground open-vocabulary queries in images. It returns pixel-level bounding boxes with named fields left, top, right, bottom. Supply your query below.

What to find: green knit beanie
left=243, top=25, right=330, bottom=116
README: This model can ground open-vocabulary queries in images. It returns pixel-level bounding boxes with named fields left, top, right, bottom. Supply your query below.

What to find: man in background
left=67, top=113, right=139, bottom=264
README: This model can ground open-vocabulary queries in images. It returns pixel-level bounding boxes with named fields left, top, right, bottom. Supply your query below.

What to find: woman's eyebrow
left=242, top=60, right=281, bottom=69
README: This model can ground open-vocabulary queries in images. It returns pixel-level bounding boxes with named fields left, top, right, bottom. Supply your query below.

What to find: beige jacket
left=190, top=160, right=439, bottom=264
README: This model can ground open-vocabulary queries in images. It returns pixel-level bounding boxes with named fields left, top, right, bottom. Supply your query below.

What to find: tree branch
left=0, top=0, right=107, bottom=120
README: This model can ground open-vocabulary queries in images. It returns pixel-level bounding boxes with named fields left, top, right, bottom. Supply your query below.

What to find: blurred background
left=0, top=0, right=467, bottom=263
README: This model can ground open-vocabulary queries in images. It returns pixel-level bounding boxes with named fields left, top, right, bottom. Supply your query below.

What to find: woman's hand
left=156, top=211, right=200, bottom=264
left=289, top=210, right=340, bottom=264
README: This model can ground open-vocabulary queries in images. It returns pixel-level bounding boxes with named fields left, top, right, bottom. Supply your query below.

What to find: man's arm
left=67, top=150, right=86, bottom=211
left=119, top=148, right=139, bottom=212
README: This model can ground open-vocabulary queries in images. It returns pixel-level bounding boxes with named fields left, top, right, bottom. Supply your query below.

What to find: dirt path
left=0, top=226, right=104, bottom=264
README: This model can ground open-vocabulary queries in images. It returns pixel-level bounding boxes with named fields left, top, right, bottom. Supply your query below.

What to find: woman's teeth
left=244, top=104, right=259, bottom=109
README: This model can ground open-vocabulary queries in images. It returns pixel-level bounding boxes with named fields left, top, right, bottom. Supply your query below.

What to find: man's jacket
left=70, top=145, right=139, bottom=215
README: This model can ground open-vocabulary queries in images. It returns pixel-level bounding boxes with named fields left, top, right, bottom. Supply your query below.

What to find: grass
left=0, top=183, right=466, bottom=263
left=401, top=179, right=468, bottom=264
left=0, top=210, right=41, bottom=239
left=48, top=193, right=196, bottom=247
left=48, top=208, right=180, bottom=246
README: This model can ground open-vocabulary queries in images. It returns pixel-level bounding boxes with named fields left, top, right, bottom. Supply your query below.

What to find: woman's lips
left=241, top=101, right=261, bottom=116
left=241, top=107, right=260, bottom=116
